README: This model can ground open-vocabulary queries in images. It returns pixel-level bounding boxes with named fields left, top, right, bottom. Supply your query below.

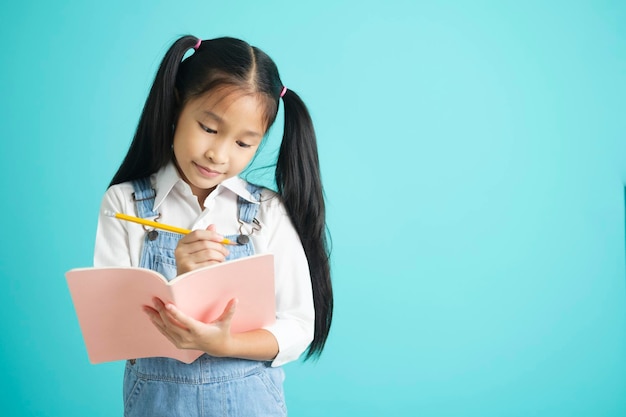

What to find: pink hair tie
left=280, top=86, right=287, bottom=98
left=193, top=38, right=202, bottom=50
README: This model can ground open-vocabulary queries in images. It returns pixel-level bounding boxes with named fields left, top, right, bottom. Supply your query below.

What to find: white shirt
left=93, top=162, right=314, bottom=367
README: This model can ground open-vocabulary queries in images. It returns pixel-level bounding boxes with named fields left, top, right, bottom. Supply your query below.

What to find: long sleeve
left=257, top=197, right=315, bottom=367
left=94, top=183, right=136, bottom=268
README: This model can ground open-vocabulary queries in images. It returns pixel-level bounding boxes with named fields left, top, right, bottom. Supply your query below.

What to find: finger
left=175, top=252, right=227, bottom=275
left=144, top=305, right=170, bottom=335
left=146, top=307, right=191, bottom=350
left=175, top=249, right=229, bottom=273
left=177, top=260, right=224, bottom=275
left=184, top=247, right=229, bottom=262
left=143, top=305, right=162, bottom=324
left=146, top=309, right=165, bottom=331
left=151, top=299, right=170, bottom=327
left=143, top=304, right=158, bottom=316
left=150, top=316, right=180, bottom=346
left=152, top=297, right=168, bottom=315
left=145, top=306, right=173, bottom=337
left=153, top=298, right=188, bottom=330
left=176, top=241, right=230, bottom=264
left=181, top=229, right=226, bottom=245
left=178, top=239, right=229, bottom=256
left=205, top=224, right=227, bottom=244
left=165, top=303, right=200, bottom=331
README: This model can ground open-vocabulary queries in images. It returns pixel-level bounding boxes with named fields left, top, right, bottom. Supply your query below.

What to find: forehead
left=185, top=88, right=268, bottom=127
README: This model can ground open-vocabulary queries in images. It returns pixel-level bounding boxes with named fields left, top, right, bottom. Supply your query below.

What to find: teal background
left=1, top=0, right=625, bottom=415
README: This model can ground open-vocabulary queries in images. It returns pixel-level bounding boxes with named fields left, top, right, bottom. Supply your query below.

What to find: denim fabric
left=123, top=357, right=286, bottom=417
left=139, top=230, right=182, bottom=281
left=124, top=178, right=286, bottom=417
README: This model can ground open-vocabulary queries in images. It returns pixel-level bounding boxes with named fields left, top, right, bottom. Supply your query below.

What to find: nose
left=205, top=139, right=229, bottom=164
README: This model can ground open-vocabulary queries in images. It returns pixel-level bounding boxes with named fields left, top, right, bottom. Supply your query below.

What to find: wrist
left=207, top=335, right=235, bottom=358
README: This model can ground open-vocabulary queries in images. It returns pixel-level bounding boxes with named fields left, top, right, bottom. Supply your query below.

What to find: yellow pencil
left=104, top=210, right=238, bottom=245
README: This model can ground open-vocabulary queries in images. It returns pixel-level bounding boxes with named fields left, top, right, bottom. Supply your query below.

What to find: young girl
left=94, top=35, right=333, bottom=416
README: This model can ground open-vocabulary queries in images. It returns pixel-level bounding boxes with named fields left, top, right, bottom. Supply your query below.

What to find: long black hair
left=110, top=35, right=333, bottom=359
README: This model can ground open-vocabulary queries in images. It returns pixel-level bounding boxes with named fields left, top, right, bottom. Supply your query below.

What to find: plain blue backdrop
left=1, top=0, right=625, bottom=415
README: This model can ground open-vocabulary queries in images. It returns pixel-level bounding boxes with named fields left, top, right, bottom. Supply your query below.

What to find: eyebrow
left=202, top=111, right=263, bottom=138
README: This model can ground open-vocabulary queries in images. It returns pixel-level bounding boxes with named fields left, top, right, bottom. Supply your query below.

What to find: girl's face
left=172, top=90, right=266, bottom=203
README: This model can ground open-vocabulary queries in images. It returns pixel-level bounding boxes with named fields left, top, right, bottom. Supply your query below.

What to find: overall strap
left=131, top=177, right=159, bottom=218
left=238, top=183, right=262, bottom=223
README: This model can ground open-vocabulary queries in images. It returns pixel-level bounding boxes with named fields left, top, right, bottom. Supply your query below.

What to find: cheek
left=172, top=133, right=199, bottom=157
left=225, top=152, right=251, bottom=173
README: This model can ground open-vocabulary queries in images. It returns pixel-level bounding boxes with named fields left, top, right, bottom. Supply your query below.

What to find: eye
left=199, top=123, right=217, bottom=134
left=236, top=141, right=252, bottom=149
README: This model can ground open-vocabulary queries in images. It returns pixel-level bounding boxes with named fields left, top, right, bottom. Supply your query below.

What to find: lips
left=194, top=162, right=223, bottom=178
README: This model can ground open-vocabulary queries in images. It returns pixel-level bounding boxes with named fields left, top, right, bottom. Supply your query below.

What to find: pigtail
left=276, top=89, right=333, bottom=359
left=110, top=35, right=200, bottom=186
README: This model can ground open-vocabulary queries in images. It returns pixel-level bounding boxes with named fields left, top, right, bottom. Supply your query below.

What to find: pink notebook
left=66, top=253, right=275, bottom=364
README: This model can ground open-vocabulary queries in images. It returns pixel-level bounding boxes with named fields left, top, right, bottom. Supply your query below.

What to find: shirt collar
left=219, top=176, right=261, bottom=204
left=153, top=161, right=260, bottom=210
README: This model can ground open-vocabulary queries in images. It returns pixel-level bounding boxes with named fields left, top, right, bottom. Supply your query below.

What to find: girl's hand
left=175, top=224, right=229, bottom=275
left=144, top=297, right=237, bottom=357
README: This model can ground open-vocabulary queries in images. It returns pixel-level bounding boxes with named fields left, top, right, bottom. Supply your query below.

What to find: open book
left=66, top=253, right=275, bottom=364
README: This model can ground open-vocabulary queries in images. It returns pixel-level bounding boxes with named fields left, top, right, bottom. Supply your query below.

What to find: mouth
left=194, top=162, right=223, bottom=178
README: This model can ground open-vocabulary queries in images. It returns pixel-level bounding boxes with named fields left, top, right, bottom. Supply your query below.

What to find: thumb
left=214, top=298, right=238, bottom=324
left=206, top=224, right=217, bottom=232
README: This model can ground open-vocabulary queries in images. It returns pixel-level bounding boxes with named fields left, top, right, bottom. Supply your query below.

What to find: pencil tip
left=103, top=210, right=116, bottom=217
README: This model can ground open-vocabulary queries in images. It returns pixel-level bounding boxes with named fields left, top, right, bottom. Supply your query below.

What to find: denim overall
left=122, top=177, right=286, bottom=417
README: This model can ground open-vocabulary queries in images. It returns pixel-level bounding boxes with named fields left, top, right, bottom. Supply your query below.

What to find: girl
left=94, top=35, right=333, bottom=416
